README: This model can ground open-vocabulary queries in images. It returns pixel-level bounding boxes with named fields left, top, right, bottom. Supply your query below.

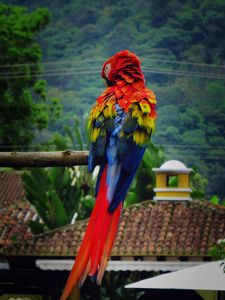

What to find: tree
left=0, top=4, right=60, bottom=150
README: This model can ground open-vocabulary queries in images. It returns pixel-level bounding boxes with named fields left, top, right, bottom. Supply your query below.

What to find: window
left=167, top=175, right=178, bottom=187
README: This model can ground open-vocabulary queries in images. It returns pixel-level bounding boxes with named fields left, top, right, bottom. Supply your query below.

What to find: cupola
left=153, top=160, right=192, bottom=202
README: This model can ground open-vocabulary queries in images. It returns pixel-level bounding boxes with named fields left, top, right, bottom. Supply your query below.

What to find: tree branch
left=0, top=151, right=89, bottom=167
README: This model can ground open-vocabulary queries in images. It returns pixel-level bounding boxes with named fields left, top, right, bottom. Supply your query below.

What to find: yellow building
left=153, top=160, right=192, bottom=202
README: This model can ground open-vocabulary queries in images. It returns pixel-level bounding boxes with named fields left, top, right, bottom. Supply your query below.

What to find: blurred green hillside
left=2, top=0, right=225, bottom=200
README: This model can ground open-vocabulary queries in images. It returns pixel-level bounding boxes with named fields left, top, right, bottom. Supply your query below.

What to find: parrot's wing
left=88, top=87, right=118, bottom=197
left=88, top=86, right=156, bottom=212
left=108, top=101, right=153, bottom=212
left=88, top=88, right=116, bottom=172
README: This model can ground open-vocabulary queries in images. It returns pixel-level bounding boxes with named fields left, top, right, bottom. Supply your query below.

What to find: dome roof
left=153, top=160, right=192, bottom=173
left=160, top=160, right=187, bottom=170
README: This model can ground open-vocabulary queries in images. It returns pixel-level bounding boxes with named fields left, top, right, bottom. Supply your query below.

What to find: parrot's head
left=101, top=50, right=144, bottom=86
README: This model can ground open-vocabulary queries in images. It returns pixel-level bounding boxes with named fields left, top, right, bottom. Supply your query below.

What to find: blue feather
left=108, top=146, right=145, bottom=212
left=89, top=103, right=147, bottom=213
left=88, top=143, right=95, bottom=173
left=121, top=144, right=145, bottom=173
left=108, top=168, right=136, bottom=212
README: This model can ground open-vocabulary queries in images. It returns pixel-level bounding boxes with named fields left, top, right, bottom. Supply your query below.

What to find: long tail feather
left=97, top=202, right=122, bottom=284
left=60, top=167, right=122, bottom=300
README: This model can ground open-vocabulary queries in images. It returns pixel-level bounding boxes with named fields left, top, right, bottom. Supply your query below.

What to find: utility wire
left=1, top=65, right=225, bottom=77
left=0, top=144, right=224, bottom=149
left=159, top=144, right=225, bottom=149
left=0, top=57, right=225, bottom=69
left=0, top=58, right=104, bottom=69
left=142, top=58, right=225, bottom=69
left=1, top=68, right=225, bottom=80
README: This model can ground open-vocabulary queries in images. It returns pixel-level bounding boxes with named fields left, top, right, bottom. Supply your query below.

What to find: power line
left=1, top=67, right=225, bottom=80
left=1, top=65, right=225, bottom=78
left=0, top=69, right=99, bottom=78
left=0, top=68, right=100, bottom=77
left=143, top=68, right=225, bottom=80
left=0, top=57, right=225, bottom=69
left=142, top=58, right=225, bottom=69
left=0, top=58, right=104, bottom=69
left=1, top=144, right=225, bottom=150
left=159, top=144, right=225, bottom=149
left=165, top=156, right=225, bottom=161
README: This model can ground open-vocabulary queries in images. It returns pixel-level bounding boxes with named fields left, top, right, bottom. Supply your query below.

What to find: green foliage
left=210, top=195, right=225, bottom=206
left=0, top=4, right=61, bottom=150
left=209, top=239, right=225, bottom=273
left=167, top=175, right=178, bottom=187
left=50, top=113, right=90, bottom=150
left=191, top=171, right=208, bottom=199
left=22, top=167, right=81, bottom=231
left=23, top=164, right=95, bottom=233
left=210, top=195, right=220, bottom=205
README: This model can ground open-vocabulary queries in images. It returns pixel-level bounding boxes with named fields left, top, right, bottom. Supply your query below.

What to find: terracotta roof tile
left=0, top=172, right=25, bottom=207
left=1, top=200, right=225, bottom=258
left=0, top=201, right=34, bottom=251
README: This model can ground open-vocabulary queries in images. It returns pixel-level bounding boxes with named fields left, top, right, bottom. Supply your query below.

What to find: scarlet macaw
left=60, top=50, right=157, bottom=300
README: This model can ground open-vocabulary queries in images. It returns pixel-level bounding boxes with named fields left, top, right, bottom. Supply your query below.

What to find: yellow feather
left=138, top=115, right=148, bottom=127
left=91, top=127, right=100, bottom=142
left=147, top=97, right=157, bottom=104
left=103, top=104, right=116, bottom=119
left=133, top=131, right=148, bottom=146
left=103, top=107, right=110, bottom=118
left=139, top=101, right=151, bottom=114
left=149, top=118, right=155, bottom=132
left=132, top=108, right=141, bottom=118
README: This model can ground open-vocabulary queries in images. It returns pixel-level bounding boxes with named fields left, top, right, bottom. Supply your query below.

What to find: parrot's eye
left=104, top=63, right=111, bottom=79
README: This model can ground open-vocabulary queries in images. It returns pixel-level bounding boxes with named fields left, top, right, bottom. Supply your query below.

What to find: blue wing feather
left=106, top=105, right=146, bottom=212
left=89, top=102, right=148, bottom=213
left=108, top=142, right=145, bottom=212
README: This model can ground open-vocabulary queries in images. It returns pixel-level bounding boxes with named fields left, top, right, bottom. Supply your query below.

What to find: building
left=0, top=163, right=225, bottom=300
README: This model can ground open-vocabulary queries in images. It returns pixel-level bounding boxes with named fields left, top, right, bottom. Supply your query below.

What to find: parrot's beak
left=102, top=78, right=108, bottom=87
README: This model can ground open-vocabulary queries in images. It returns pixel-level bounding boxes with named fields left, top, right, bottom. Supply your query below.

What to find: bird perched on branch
left=60, top=50, right=157, bottom=300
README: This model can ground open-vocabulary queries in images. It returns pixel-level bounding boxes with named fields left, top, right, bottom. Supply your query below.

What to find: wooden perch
left=0, top=150, right=89, bottom=167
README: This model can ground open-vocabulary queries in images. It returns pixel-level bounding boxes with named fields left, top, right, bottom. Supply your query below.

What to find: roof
left=153, top=160, right=192, bottom=173
left=1, top=200, right=225, bottom=258
left=0, top=171, right=25, bottom=207
left=0, top=201, right=35, bottom=248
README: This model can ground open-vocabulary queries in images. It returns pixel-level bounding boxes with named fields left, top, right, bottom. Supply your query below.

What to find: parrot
left=60, top=50, right=157, bottom=300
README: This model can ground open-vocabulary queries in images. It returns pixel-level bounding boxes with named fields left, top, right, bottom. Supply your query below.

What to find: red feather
left=60, top=167, right=122, bottom=300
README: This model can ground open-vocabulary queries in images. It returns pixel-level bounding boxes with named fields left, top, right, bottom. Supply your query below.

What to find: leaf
left=64, top=125, right=76, bottom=148
left=83, top=113, right=91, bottom=149
left=52, top=133, right=69, bottom=150
left=32, top=201, right=52, bottom=228
left=29, top=220, right=46, bottom=234
left=61, top=167, right=71, bottom=190
left=124, top=192, right=138, bottom=208
left=142, top=148, right=153, bottom=169
left=73, top=121, right=84, bottom=150
left=210, top=195, right=220, bottom=205
left=22, top=171, right=48, bottom=208
left=50, top=190, right=68, bottom=227
left=50, top=167, right=65, bottom=191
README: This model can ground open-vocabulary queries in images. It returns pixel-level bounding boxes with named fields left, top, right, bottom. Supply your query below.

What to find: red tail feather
left=60, top=167, right=122, bottom=300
